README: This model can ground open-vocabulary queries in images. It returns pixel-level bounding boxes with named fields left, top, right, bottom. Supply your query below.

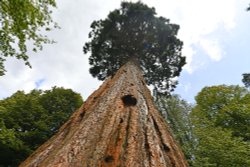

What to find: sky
left=0, top=0, right=250, bottom=103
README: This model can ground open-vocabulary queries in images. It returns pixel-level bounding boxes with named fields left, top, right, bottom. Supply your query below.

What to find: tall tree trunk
left=20, top=61, right=188, bottom=167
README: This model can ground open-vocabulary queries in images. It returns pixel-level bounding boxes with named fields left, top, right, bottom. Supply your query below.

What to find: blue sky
left=0, top=0, right=249, bottom=103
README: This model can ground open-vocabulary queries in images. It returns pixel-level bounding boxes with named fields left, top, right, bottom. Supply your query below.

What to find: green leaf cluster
left=84, top=1, right=185, bottom=95
left=0, top=87, right=83, bottom=166
left=242, top=73, right=250, bottom=89
left=191, top=85, right=250, bottom=166
left=0, top=0, right=58, bottom=76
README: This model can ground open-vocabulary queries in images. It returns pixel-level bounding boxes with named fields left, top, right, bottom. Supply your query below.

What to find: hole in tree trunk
left=104, top=155, right=114, bottom=163
left=121, top=95, right=137, bottom=106
left=120, top=118, right=124, bottom=123
left=163, top=143, right=170, bottom=152
left=80, top=112, right=85, bottom=118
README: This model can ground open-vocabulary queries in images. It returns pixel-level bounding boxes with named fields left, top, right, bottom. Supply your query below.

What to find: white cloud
left=0, top=0, right=238, bottom=99
left=199, top=39, right=224, bottom=61
left=170, top=0, right=236, bottom=73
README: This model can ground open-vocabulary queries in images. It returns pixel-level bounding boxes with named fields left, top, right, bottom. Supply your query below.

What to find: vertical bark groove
left=20, top=61, right=188, bottom=167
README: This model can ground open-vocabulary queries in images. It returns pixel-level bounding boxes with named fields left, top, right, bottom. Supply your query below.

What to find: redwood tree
left=20, top=2, right=188, bottom=166
left=20, top=61, right=188, bottom=167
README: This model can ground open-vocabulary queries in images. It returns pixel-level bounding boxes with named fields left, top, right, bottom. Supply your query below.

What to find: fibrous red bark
left=20, top=61, right=188, bottom=167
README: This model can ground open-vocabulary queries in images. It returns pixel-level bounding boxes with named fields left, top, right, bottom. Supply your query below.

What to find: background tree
left=0, top=87, right=83, bottom=167
left=39, top=87, right=84, bottom=135
left=155, top=94, right=195, bottom=165
left=242, top=73, right=250, bottom=89
left=191, top=85, right=250, bottom=166
left=0, top=0, right=58, bottom=76
left=83, top=1, right=185, bottom=95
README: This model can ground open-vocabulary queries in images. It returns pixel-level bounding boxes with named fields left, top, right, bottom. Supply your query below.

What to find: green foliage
left=155, top=94, right=195, bottom=165
left=39, top=87, right=83, bottom=135
left=191, top=85, right=250, bottom=166
left=0, top=87, right=83, bottom=166
left=84, top=1, right=185, bottom=95
left=0, top=119, right=25, bottom=166
left=242, top=73, right=250, bottom=88
left=0, top=0, right=58, bottom=76
left=192, top=127, right=250, bottom=167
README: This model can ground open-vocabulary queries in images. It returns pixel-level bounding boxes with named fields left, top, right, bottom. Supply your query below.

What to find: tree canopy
left=0, top=0, right=58, bottom=76
left=0, top=87, right=83, bottom=166
left=191, top=85, right=250, bottom=166
left=84, top=1, right=185, bottom=94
